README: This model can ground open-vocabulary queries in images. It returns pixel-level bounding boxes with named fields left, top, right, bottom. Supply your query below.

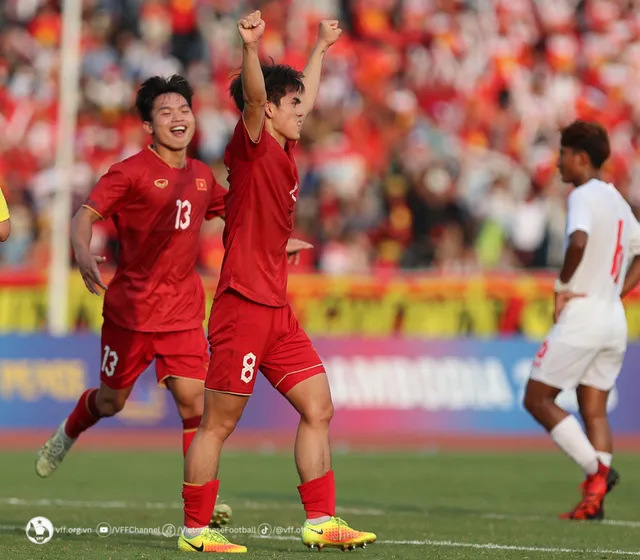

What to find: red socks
left=183, top=479, right=219, bottom=528
left=65, top=388, right=101, bottom=439
left=182, top=416, right=201, bottom=456
left=297, top=470, right=336, bottom=519
left=182, top=470, right=334, bottom=528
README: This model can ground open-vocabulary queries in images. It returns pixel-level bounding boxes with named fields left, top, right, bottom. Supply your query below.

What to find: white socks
left=183, top=527, right=206, bottom=538
left=596, top=451, right=612, bottom=467
left=307, top=516, right=331, bottom=525
left=550, top=415, right=599, bottom=475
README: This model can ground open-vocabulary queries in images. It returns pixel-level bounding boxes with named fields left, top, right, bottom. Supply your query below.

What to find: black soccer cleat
left=606, top=467, right=620, bottom=494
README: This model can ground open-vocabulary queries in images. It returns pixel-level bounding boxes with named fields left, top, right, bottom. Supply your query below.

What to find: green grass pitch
left=1, top=450, right=639, bottom=559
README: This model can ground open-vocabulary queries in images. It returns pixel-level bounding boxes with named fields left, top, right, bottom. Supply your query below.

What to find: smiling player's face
left=145, top=93, right=195, bottom=151
left=268, top=91, right=304, bottom=142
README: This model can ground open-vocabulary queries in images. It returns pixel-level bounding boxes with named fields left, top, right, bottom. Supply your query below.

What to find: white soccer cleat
left=35, top=419, right=76, bottom=478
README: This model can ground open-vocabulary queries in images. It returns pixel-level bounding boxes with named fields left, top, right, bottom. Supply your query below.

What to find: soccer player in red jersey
left=33, top=75, right=239, bottom=524
left=177, top=13, right=377, bottom=553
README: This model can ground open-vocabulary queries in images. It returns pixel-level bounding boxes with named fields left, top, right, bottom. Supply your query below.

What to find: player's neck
left=150, top=143, right=188, bottom=169
left=574, top=171, right=599, bottom=188
left=265, top=122, right=287, bottom=149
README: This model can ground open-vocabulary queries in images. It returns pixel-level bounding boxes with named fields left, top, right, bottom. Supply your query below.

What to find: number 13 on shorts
left=101, top=345, right=119, bottom=377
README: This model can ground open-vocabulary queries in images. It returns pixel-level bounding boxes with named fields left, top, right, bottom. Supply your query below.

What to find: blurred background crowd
left=2, top=0, right=640, bottom=275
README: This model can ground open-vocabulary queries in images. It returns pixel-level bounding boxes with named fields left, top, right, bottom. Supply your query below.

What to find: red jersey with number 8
left=215, top=119, right=299, bottom=307
left=83, top=147, right=227, bottom=332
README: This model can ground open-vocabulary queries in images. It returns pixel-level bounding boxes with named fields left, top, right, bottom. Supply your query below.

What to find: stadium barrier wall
left=0, top=335, right=637, bottom=438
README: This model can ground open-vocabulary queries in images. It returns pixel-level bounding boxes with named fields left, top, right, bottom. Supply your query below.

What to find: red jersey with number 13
left=216, top=120, right=299, bottom=307
left=83, top=147, right=226, bottom=332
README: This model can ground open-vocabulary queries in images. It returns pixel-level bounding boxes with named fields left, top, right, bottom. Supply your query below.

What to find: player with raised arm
left=176, top=12, right=377, bottom=553
left=35, top=74, right=310, bottom=527
left=35, top=75, right=240, bottom=526
left=523, top=120, right=640, bottom=520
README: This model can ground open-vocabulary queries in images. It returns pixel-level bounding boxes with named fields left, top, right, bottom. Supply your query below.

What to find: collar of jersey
left=145, top=145, right=191, bottom=170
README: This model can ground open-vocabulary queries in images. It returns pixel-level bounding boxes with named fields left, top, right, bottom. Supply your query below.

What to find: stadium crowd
left=1, top=0, right=640, bottom=275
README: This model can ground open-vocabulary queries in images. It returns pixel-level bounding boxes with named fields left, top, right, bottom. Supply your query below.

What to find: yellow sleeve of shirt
left=0, top=188, right=9, bottom=222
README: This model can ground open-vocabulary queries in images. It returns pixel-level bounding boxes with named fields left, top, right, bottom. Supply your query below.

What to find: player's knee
left=200, top=412, right=239, bottom=441
left=96, top=393, right=127, bottom=417
left=167, top=378, right=205, bottom=420
left=523, top=392, right=547, bottom=417
left=176, top=394, right=204, bottom=421
left=299, top=399, right=334, bottom=428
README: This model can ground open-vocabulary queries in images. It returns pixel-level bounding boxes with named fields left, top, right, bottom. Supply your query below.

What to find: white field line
left=3, top=524, right=638, bottom=557
left=0, top=497, right=382, bottom=517
left=482, top=512, right=640, bottom=528
left=262, top=535, right=640, bottom=556
left=4, top=497, right=640, bottom=528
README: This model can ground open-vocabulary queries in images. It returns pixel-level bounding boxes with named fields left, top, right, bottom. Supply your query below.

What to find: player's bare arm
left=238, top=11, right=267, bottom=141
left=554, top=230, right=587, bottom=321
left=299, top=21, right=342, bottom=120
left=621, top=255, right=640, bottom=298
left=71, top=206, right=107, bottom=295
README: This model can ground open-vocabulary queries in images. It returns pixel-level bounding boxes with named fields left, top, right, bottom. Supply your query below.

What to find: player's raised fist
left=317, top=20, right=342, bottom=49
left=238, top=10, right=265, bottom=45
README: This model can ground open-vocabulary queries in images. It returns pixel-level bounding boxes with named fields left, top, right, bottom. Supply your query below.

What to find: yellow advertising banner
left=1, top=270, right=639, bottom=339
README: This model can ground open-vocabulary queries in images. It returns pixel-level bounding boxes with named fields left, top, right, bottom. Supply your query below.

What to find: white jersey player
left=523, top=120, right=640, bottom=521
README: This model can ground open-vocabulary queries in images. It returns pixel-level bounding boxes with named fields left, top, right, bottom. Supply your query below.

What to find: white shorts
left=529, top=336, right=625, bottom=392
left=530, top=297, right=627, bottom=391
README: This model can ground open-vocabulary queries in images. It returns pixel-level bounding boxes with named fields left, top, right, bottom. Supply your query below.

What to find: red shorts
left=205, top=289, right=325, bottom=396
left=100, top=318, right=209, bottom=390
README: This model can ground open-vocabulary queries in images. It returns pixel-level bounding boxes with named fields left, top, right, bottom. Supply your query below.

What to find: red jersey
left=83, top=147, right=226, bottom=332
left=216, top=120, right=299, bottom=307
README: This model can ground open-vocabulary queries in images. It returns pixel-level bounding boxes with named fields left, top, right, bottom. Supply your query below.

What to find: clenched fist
left=238, top=10, right=265, bottom=46
left=317, top=20, right=342, bottom=50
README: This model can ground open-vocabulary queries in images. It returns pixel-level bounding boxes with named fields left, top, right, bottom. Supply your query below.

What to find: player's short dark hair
left=229, top=62, right=305, bottom=112
left=560, top=120, right=611, bottom=169
left=135, top=75, right=194, bottom=122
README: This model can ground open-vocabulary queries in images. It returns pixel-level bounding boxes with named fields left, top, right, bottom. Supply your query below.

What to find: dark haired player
left=524, top=120, right=640, bottom=520
left=35, top=75, right=308, bottom=527
left=177, top=12, right=376, bottom=553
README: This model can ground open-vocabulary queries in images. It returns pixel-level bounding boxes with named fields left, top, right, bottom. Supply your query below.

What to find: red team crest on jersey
left=154, top=179, right=168, bottom=189
left=196, top=179, right=207, bottom=191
